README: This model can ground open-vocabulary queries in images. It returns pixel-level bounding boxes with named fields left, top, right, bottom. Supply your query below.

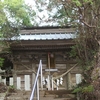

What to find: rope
left=53, top=63, right=78, bottom=79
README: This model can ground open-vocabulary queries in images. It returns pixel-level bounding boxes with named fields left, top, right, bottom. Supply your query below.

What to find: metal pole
left=40, top=61, right=43, bottom=90
left=30, top=60, right=42, bottom=100
left=37, top=79, right=39, bottom=100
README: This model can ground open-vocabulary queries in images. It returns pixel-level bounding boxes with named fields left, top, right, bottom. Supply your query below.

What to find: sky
left=25, top=0, right=50, bottom=26
left=25, top=0, right=58, bottom=26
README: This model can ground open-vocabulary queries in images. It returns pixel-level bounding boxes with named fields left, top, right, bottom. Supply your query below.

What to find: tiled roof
left=11, top=27, right=76, bottom=40
left=17, top=33, right=74, bottom=40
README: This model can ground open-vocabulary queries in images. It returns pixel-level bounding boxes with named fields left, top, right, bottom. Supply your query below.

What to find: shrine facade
left=0, top=26, right=81, bottom=91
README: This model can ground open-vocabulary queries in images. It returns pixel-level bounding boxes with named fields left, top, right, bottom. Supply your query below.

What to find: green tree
left=36, top=0, right=100, bottom=99
left=0, top=0, right=36, bottom=38
left=0, top=0, right=36, bottom=67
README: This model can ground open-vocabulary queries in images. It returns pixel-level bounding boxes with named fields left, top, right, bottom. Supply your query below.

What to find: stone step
left=0, top=93, right=6, bottom=100
left=5, top=97, right=22, bottom=100
left=4, top=90, right=76, bottom=100
left=4, top=91, right=31, bottom=100
left=5, top=96, right=37, bottom=100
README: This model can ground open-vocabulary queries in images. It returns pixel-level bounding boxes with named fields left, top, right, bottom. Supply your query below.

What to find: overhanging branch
left=81, top=20, right=96, bottom=28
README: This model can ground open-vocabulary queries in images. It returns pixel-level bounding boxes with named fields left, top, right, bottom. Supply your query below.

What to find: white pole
left=57, top=79, right=59, bottom=90
left=30, top=60, right=42, bottom=100
left=52, top=77, right=54, bottom=90
left=37, top=79, right=39, bottom=100
left=41, top=62, right=43, bottom=90
left=47, top=75, right=50, bottom=90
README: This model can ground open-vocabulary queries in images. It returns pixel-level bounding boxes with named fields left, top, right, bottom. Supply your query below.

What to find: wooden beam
left=20, top=28, right=76, bottom=34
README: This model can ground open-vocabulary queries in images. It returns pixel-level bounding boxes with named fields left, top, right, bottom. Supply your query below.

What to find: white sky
left=25, top=0, right=50, bottom=26
left=25, top=0, right=58, bottom=26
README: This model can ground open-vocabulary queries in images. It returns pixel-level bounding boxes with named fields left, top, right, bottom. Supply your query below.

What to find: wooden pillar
left=13, top=64, right=17, bottom=88
left=65, top=63, right=70, bottom=90
left=31, top=63, right=36, bottom=89
left=65, top=63, right=73, bottom=90
left=64, top=75, right=67, bottom=90
left=67, top=72, right=72, bottom=89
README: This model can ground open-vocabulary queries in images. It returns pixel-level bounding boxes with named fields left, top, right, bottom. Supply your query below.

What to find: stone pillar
left=76, top=74, right=82, bottom=84
left=25, top=75, right=30, bottom=90
left=9, top=77, right=13, bottom=85
left=17, top=77, right=21, bottom=89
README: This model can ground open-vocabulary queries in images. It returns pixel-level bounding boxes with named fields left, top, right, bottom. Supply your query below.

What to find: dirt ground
left=0, top=82, right=7, bottom=93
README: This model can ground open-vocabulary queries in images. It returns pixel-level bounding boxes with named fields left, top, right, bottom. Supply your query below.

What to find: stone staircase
left=42, top=90, right=76, bottom=100
left=0, top=89, right=76, bottom=100
left=4, top=90, right=31, bottom=100
left=0, top=93, right=6, bottom=100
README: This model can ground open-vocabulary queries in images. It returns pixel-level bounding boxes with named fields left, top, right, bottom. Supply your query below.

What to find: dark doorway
left=47, top=53, right=55, bottom=68
left=1, top=58, right=13, bottom=86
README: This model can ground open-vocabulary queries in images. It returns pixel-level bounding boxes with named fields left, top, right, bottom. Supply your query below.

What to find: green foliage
left=73, top=86, right=82, bottom=93
left=0, top=0, right=36, bottom=38
left=70, top=37, right=99, bottom=65
left=70, top=45, right=77, bottom=58
left=82, top=85, right=94, bottom=93
left=8, top=85, right=16, bottom=92
left=72, top=0, right=82, bottom=6
left=0, top=58, right=4, bottom=67
left=9, top=85, right=15, bottom=89
left=72, top=0, right=93, bottom=6
left=35, top=0, right=100, bottom=99
left=73, top=85, right=94, bottom=93
left=0, top=0, right=36, bottom=66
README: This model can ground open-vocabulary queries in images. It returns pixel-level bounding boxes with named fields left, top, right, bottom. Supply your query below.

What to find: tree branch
left=81, top=20, right=96, bottom=28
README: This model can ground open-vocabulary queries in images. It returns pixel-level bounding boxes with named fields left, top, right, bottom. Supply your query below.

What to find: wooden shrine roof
left=10, top=39, right=75, bottom=51
left=9, top=26, right=76, bottom=51
left=20, top=27, right=75, bottom=34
